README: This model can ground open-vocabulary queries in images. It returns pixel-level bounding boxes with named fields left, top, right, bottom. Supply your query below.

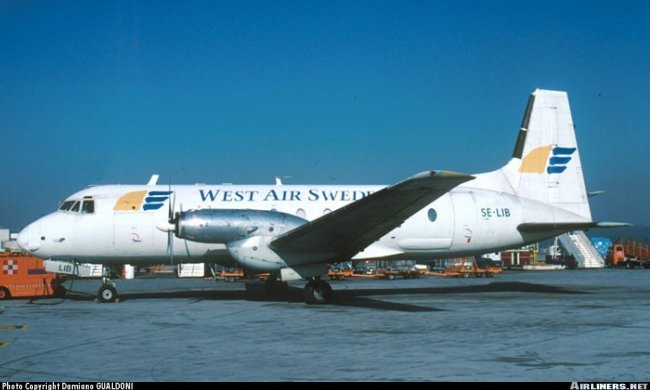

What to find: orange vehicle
left=328, top=267, right=354, bottom=280
left=220, top=268, right=244, bottom=282
left=606, top=241, right=650, bottom=268
left=218, top=267, right=270, bottom=282
left=440, top=258, right=497, bottom=278
left=607, top=244, right=626, bottom=266
left=377, top=267, right=421, bottom=280
left=0, top=251, right=65, bottom=299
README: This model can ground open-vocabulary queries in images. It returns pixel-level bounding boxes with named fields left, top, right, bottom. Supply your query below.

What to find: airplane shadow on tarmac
left=59, top=281, right=587, bottom=313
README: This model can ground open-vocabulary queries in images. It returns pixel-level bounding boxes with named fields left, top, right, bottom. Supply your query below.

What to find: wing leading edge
left=270, top=170, right=474, bottom=265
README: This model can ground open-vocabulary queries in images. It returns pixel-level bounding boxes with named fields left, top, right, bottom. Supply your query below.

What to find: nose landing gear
left=97, top=284, right=118, bottom=303
left=97, top=268, right=118, bottom=303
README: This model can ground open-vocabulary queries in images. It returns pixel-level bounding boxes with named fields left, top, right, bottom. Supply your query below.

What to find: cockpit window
left=59, top=199, right=95, bottom=213
left=81, top=200, right=95, bottom=214
left=59, top=200, right=75, bottom=211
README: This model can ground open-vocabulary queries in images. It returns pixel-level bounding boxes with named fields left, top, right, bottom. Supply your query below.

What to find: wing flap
left=270, top=170, right=473, bottom=264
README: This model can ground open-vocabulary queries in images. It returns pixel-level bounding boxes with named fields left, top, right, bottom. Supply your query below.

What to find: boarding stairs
left=558, top=231, right=604, bottom=268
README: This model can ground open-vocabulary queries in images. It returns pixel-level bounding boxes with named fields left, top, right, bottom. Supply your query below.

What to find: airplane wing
left=270, top=170, right=474, bottom=265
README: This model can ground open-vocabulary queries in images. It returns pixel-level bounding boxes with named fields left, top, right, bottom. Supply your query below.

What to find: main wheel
left=98, top=285, right=118, bottom=303
left=0, top=287, right=10, bottom=300
left=303, top=280, right=333, bottom=305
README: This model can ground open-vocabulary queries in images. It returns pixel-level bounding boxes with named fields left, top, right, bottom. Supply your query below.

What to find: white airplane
left=17, top=89, right=623, bottom=304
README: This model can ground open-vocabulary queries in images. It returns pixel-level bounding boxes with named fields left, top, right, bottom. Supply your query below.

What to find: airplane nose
left=17, top=223, right=41, bottom=252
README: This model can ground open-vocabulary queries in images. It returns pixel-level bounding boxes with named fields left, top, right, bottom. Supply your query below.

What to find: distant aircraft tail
left=500, top=89, right=592, bottom=220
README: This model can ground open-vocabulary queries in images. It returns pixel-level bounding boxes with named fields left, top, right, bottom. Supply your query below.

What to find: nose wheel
left=97, top=269, right=118, bottom=303
left=98, top=285, right=118, bottom=303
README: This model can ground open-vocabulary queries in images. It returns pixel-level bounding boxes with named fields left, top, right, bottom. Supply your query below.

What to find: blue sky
left=1, top=0, right=649, bottom=238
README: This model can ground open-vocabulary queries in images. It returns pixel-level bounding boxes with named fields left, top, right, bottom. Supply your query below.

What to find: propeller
left=166, top=182, right=175, bottom=265
left=154, top=179, right=187, bottom=266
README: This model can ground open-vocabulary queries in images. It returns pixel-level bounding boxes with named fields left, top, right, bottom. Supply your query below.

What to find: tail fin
left=502, top=89, right=592, bottom=220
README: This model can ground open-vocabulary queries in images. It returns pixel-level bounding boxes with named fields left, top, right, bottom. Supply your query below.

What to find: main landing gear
left=303, top=278, right=333, bottom=305
left=263, top=275, right=333, bottom=304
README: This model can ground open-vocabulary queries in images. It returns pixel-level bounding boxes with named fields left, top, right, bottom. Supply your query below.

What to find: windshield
left=59, top=200, right=75, bottom=211
left=59, top=198, right=95, bottom=214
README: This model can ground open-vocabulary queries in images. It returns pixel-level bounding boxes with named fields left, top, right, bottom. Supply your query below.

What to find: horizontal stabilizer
left=594, top=222, right=633, bottom=228
left=518, top=221, right=631, bottom=233
left=518, top=222, right=597, bottom=233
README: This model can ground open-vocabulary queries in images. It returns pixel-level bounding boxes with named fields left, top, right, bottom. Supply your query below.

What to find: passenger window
left=59, top=200, right=75, bottom=211
left=296, top=208, right=306, bottom=219
left=71, top=201, right=80, bottom=212
left=428, top=208, right=437, bottom=222
left=81, top=200, right=95, bottom=214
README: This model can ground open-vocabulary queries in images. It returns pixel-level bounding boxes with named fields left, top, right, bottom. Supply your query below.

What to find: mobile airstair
left=558, top=231, right=604, bottom=268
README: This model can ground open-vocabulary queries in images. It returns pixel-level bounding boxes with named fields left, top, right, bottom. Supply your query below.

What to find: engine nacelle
left=176, top=209, right=307, bottom=244
left=226, top=236, right=286, bottom=271
left=225, top=235, right=330, bottom=277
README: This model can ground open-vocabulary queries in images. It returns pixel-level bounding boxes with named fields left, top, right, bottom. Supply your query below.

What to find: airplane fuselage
left=18, top=180, right=572, bottom=268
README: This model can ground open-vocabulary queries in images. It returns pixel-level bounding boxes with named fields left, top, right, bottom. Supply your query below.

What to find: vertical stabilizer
left=502, top=89, right=592, bottom=220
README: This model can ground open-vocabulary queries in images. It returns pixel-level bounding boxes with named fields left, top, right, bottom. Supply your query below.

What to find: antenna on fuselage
left=147, top=174, right=160, bottom=186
